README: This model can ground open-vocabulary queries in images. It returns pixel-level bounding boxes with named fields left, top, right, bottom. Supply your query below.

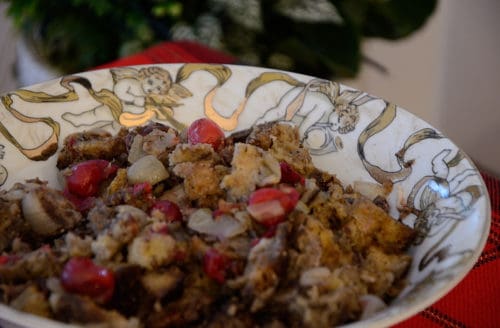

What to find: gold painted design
left=0, top=76, right=103, bottom=161
left=176, top=64, right=306, bottom=131
left=177, top=64, right=237, bottom=130
left=12, top=75, right=83, bottom=103
left=0, top=75, right=122, bottom=161
left=358, top=102, right=443, bottom=185
left=0, top=88, right=64, bottom=161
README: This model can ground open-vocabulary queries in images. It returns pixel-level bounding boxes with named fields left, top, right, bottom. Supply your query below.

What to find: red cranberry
left=203, top=248, right=228, bottom=284
left=66, top=160, right=117, bottom=197
left=61, top=257, right=115, bottom=303
left=280, top=161, right=305, bottom=185
left=247, top=186, right=300, bottom=227
left=187, top=118, right=225, bottom=149
left=150, top=200, right=183, bottom=222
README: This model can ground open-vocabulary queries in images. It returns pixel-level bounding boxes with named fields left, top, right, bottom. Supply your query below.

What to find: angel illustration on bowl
left=255, top=79, right=375, bottom=154
left=403, top=149, right=483, bottom=272
left=62, top=66, right=191, bottom=130
left=0, top=66, right=192, bottom=165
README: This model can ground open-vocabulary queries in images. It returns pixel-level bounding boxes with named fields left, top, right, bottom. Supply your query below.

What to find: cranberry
left=66, top=160, right=117, bottom=197
left=251, top=225, right=279, bottom=247
left=130, top=182, right=154, bottom=204
left=174, top=249, right=187, bottom=263
left=203, top=248, right=228, bottom=284
left=262, top=225, right=278, bottom=238
left=61, top=257, right=115, bottom=303
left=0, top=255, right=10, bottom=265
left=131, top=182, right=153, bottom=196
left=187, top=118, right=225, bottom=149
left=150, top=200, right=183, bottom=222
left=280, top=161, right=305, bottom=185
left=249, top=238, right=260, bottom=248
left=247, top=186, right=300, bottom=227
left=277, top=184, right=301, bottom=212
left=0, top=254, right=20, bottom=265
left=63, top=188, right=96, bottom=213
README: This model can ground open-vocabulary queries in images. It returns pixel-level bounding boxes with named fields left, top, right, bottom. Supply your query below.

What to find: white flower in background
left=276, top=0, right=343, bottom=24
left=210, top=0, right=263, bottom=31
left=170, top=23, right=197, bottom=42
left=171, top=14, right=223, bottom=50
left=196, top=14, right=223, bottom=49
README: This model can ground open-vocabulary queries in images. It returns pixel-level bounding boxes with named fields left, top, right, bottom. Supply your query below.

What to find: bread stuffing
left=0, top=118, right=416, bottom=327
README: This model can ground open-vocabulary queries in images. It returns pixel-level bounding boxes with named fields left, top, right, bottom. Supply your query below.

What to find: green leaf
left=1, top=0, right=437, bottom=77
left=259, top=2, right=361, bottom=78
left=362, top=0, right=437, bottom=39
left=152, top=1, right=183, bottom=18
left=331, top=0, right=437, bottom=39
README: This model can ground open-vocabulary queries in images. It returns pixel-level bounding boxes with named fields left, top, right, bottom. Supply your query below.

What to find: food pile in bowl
left=0, top=118, right=416, bottom=327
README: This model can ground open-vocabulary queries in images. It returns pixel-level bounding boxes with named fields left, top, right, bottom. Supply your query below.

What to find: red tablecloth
left=99, top=41, right=499, bottom=327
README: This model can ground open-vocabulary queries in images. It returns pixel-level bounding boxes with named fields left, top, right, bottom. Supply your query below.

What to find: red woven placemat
left=100, top=42, right=499, bottom=327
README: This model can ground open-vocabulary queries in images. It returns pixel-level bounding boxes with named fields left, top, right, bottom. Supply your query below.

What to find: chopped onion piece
left=295, top=200, right=309, bottom=214
left=353, top=180, right=387, bottom=200
left=22, top=190, right=59, bottom=236
left=127, top=155, right=169, bottom=185
left=188, top=209, right=247, bottom=239
left=359, top=294, right=387, bottom=319
left=247, top=199, right=285, bottom=225
left=299, top=267, right=331, bottom=286
left=127, top=134, right=147, bottom=163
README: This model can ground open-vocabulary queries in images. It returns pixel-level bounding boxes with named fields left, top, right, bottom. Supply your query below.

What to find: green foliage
left=2, top=0, right=437, bottom=78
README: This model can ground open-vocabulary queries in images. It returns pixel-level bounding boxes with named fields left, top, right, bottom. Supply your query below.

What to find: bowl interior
left=0, top=63, right=490, bottom=328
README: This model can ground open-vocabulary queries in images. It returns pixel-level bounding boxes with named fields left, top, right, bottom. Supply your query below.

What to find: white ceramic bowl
left=0, top=64, right=490, bottom=327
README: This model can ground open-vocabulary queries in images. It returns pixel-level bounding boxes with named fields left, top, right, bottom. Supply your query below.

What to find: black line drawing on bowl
left=407, top=149, right=482, bottom=265
left=256, top=79, right=375, bottom=155
left=399, top=149, right=483, bottom=300
left=357, top=102, right=485, bottom=297
left=0, top=164, right=7, bottom=186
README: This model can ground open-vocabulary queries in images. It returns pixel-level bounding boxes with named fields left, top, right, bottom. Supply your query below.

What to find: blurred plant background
left=2, top=0, right=436, bottom=78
